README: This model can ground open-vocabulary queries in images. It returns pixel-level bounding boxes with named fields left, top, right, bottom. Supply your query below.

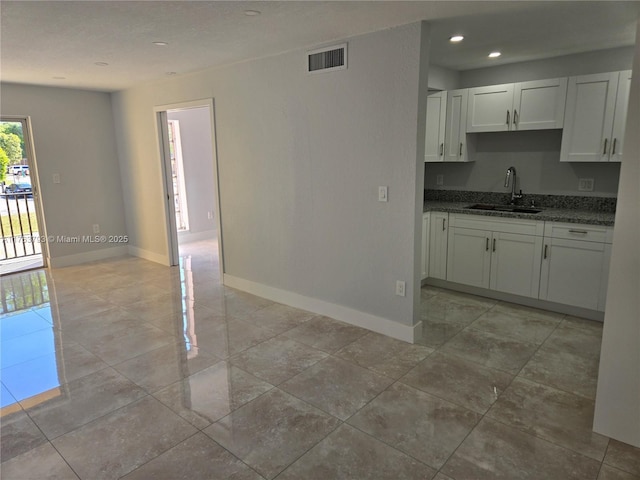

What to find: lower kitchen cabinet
left=539, top=223, right=613, bottom=311
left=421, top=213, right=430, bottom=280
left=446, top=214, right=544, bottom=298
left=429, top=212, right=448, bottom=279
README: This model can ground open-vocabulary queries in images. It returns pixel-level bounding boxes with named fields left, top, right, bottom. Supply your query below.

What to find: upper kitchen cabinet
left=443, top=89, right=469, bottom=162
left=466, top=78, right=567, bottom=133
left=425, top=89, right=472, bottom=163
left=560, top=70, right=632, bottom=162
left=424, top=91, right=447, bottom=162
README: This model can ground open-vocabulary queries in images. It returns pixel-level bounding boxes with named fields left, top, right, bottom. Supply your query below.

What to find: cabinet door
left=425, top=91, right=447, bottom=162
left=513, top=78, right=567, bottom=130
left=490, top=232, right=543, bottom=298
left=610, top=70, right=632, bottom=163
left=598, top=244, right=612, bottom=312
left=444, top=89, right=469, bottom=162
left=421, top=213, right=430, bottom=280
left=429, top=212, right=448, bottom=279
left=466, top=84, right=514, bottom=133
left=539, top=237, right=606, bottom=310
left=446, top=227, right=491, bottom=288
left=560, top=72, right=619, bottom=162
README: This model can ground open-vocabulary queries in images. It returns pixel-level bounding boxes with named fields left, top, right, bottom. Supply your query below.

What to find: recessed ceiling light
left=166, top=71, right=177, bottom=76
left=153, top=41, right=168, bottom=46
left=488, top=51, right=502, bottom=58
left=244, top=10, right=261, bottom=16
left=52, top=76, right=66, bottom=80
left=449, top=35, right=464, bottom=43
left=95, top=62, right=109, bottom=67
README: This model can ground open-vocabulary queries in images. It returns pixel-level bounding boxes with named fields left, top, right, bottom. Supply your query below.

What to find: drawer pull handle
left=506, top=110, right=510, bottom=126
left=568, top=229, right=588, bottom=235
left=603, top=138, right=608, bottom=155
left=459, top=142, right=463, bottom=156
left=513, top=109, right=518, bottom=127
left=486, top=238, right=489, bottom=251
left=440, top=143, right=444, bottom=156
left=612, top=138, right=617, bottom=155
left=442, top=218, right=446, bottom=231
left=544, top=244, right=548, bottom=259
left=492, top=238, right=496, bottom=252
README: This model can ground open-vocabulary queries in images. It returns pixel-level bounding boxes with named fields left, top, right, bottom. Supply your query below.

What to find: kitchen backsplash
left=424, top=189, right=617, bottom=213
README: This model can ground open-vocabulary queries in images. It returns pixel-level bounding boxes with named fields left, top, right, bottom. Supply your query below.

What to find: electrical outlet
left=436, top=174, right=444, bottom=186
left=52, top=173, right=61, bottom=184
left=207, top=211, right=213, bottom=220
left=578, top=178, right=594, bottom=192
left=395, top=280, right=406, bottom=297
left=92, top=224, right=100, bottom=233
left=378, top=186, right=388, bottom=202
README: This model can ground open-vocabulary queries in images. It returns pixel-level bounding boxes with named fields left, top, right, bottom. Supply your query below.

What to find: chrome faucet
left=505, top=166, right=523, bottom=204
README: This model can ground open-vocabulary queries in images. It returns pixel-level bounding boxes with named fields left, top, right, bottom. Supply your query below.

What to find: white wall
left=167, top=107, right=216, bottom=238
left=594, top=21, right=640, bottom=447
left=112, top=22, right=429, bottom=340
left=0, top=84, right=127, bottom=266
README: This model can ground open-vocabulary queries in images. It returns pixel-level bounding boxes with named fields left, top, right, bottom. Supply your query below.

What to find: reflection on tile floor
left=1, top=239, right=640, bottom=479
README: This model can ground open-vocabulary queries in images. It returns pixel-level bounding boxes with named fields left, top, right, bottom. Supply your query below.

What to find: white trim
left=178, top=229, right=217, bottom=243
left=49, top=246, right=129, bottom=268
left=127, top=245, right=170, bottom=266
left=224, top=274, right=419, bottom=343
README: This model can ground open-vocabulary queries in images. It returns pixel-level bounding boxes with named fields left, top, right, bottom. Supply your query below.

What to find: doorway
left=0, top=117, right=47, bottom=275
left=155, top=99, right=223, bottom=276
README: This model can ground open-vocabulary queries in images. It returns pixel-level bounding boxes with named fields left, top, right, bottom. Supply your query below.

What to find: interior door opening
left=0, top=117, right=47, bottom=276
left=156, top=100, right=223, bottom=277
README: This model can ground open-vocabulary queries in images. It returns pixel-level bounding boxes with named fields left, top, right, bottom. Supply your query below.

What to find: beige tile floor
left=1, top=239, right=639, bottom=479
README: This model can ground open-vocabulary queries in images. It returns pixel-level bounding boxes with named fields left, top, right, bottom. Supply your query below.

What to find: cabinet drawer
left=450, top=214, right=544, bottom=236
left=543, top=222, right=612, bottom=243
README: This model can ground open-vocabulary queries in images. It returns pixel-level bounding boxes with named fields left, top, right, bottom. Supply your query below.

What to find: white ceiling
left=1, top=1, right=639, bottom=92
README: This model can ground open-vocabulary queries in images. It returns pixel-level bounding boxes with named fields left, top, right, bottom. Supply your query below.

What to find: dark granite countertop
left=423, top=201, right=615, bottom=226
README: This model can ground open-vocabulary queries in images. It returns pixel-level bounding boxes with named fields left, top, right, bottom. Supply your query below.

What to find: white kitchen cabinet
left=539, top=223, right=613, bottom=311
left=560, top=70, right=631, bottom=162
left=421, top=212, right=430, bottom=280
left=428, top=212, right=448, bottom=279
left=446, top=214, right=544, bottom=298
left=610, top=70, right=632, bottom=162
left=467, top=78, right=567, bottom=133
left=443, top=89, right=470, bottom=162
left=424, top=91, right=447, bottom=162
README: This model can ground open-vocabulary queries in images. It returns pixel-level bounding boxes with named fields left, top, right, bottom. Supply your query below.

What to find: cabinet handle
left=612, top=138, right=617, bottom=155
left=486, top=238, right=489, bottom=251
left=506, top=110, right=510, bottom=126
left=459, top=142, right=463, bottom=156
left=440, top=143, right=444, bottom=156
left=492, top=238, right=496, bottom=252
left=568, top=229, right=588, bottom=235
left=544, top=244, right=548, bottom=259
left=442, top=218, right=446, bottom=231
left=513, top=109, right=518, bottom=127
left=603, top=138, right=608, bottom=155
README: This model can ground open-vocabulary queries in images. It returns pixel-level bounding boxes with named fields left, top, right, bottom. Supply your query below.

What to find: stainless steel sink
left=466, top=204, right=542, bottom=214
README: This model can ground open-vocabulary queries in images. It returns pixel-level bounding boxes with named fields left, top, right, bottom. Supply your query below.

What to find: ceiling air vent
left=307, top=43, right=347, bottom=74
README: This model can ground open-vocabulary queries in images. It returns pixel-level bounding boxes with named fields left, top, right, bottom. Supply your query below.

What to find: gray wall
left=167, top=107, right=216, bottom=237
left=425, top=46, right=634, bottom=197
left=0, top=83, right=127, bottom=264
left=112, top=22, right=429, bottom=333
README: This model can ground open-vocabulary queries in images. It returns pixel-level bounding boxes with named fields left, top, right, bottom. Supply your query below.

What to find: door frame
left=1, top=115, right=50, bottom=268
left=153, top=99, right=224, bottom=276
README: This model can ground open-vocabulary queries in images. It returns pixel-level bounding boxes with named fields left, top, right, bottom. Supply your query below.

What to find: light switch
left=378, top=186, right=388, bottom=202
left=53, top=173, right=61, bottom=184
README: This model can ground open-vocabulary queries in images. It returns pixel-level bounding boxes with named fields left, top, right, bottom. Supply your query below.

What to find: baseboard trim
left=425, top=278, right=604, bottom=322
left=49, top=246, right=129, bottom=268
left=127, top=246, right=170, bottom=266
left=223, top=274, right=418, bottom=343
